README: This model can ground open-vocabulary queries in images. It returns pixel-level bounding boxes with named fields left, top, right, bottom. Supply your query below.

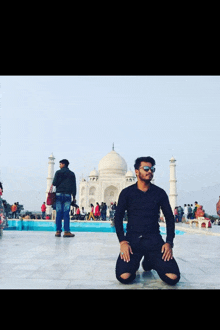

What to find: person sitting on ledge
left=114, top=156, right=180, bottom=286
left=195, top=205, right=205, bottom=219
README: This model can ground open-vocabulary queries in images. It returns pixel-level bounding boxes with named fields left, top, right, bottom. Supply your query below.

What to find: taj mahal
left=45, top=146, right=177, bottom=215
left=79, top=145, right=137, bottom=211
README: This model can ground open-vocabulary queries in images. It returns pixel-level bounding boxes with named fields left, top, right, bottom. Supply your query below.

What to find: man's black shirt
left=52, top=167, right=76, bottom=197
left=114, top=183, right=175, bottom=246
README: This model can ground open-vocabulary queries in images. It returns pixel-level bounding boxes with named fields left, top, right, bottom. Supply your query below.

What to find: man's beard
left=139, top=171, right=153, bottom=183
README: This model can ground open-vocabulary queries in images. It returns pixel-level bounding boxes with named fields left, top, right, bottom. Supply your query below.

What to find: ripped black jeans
left=115, top=234, right=180, bottom=286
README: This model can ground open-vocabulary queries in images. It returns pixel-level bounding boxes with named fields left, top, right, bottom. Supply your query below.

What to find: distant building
left=45, top=150, right=177, bottom=215
left=79, top=146, right=136, bottom=212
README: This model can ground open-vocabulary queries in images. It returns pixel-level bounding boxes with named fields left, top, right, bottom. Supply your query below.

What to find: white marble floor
left=1, top=226, right=220, bottom=289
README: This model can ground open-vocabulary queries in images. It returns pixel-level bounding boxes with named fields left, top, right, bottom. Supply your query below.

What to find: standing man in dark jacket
left=52, top=159, right=76, bottom=237
left=115, top=156, right=180, bottom=286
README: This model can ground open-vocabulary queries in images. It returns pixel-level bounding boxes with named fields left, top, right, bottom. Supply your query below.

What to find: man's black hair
left=59, top=159, right=69, bottom=167
left=134, top=156, right=156, bottom=170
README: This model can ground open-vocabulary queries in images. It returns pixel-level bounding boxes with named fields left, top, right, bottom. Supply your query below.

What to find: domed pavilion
left=79, top=146, right=136, bottom=211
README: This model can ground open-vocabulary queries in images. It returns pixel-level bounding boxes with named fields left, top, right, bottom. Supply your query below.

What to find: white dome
left=125, top=170, right=135, bottom=177
left=89, top=168, right=99, bottom=177
left=98, top=150, right=127, bottom=176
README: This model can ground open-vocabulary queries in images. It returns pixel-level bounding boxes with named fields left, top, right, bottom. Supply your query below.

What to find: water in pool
left=5, top=220, right=185, bottom=235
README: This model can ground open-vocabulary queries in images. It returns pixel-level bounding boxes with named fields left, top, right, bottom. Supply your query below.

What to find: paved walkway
left=1, top=224, right=220, bottom=289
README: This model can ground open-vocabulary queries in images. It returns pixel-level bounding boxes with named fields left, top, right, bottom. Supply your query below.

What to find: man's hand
left=161, top=243, right=173, bottom=262
left=120, top=241, right=133, bottom=262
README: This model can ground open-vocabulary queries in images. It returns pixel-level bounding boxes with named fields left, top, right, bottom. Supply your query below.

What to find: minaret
left=46, top=153, right=55, bottom=215
left=169, top=156, right=177, bottom=213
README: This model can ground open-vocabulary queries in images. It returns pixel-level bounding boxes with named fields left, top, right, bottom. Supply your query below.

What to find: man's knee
left=165, top=273, right=178, bottom=280
left=116, top=272, right=136, bottom=284
left=162, top=273, right=180, bottom=286
left=120, top=273, right=131, bottom=280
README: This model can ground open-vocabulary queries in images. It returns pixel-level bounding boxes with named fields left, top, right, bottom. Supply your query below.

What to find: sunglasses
left=140, top=166, right=156, bottom=173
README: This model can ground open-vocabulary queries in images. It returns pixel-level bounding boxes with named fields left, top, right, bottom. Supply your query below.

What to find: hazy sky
left=1, top=75, right=220, bottom=214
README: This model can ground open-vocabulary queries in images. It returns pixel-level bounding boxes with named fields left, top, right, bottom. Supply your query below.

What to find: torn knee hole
left=120, top=273, right=131, bottom=280
left=165, top=273, right=178, bottom=280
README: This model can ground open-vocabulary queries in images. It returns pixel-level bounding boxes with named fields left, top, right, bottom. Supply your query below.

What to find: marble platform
left=1, top=224, right=220, bottom=289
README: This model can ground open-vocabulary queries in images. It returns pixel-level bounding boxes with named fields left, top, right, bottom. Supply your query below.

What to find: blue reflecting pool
left=4, top=220, right=185, bottom=235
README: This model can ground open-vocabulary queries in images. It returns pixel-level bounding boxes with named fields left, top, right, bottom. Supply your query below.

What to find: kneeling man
left=115, top=156, right=180, bottom=285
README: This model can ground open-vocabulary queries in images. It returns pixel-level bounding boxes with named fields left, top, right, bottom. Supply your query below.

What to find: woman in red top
left=76, top=206, right=80, bottom=220
left=41, top=202, right=46, bottom=219
left=94, top=202, right=101, bottom=220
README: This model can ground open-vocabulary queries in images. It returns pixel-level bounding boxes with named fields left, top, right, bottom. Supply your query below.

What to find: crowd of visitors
left=40, top=200, right=117, bottom=221
left=1, top=199, right=23, bottom=219
left=72, top=202, right=117, bottom=221
left=1, top=174, right=219, bottom=227
left=174, top=201, right=208, bottom=222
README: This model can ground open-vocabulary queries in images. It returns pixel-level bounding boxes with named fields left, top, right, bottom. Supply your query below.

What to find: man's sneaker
left=55, top=231, right=61, bottom=237
left=63, top=231, right=75, bottom=238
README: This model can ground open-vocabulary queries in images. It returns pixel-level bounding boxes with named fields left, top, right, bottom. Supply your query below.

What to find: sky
left=0, top=75, right=220, bottom=214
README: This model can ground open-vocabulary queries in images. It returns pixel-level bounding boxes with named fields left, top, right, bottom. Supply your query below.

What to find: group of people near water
left=41, top=200, right=117, bottom=221
left=174, top=202, right=207, bottom=223
left=72, top=201, right=117, bottom=221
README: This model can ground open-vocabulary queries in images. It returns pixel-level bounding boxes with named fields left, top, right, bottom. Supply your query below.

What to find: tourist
left=23, top=212, right=31, bottom=219
left=111, top=202, right=117, bottom=221
left=52, top=159, right=76, bottom=238
left=174, top=207, right=178, bottom=222
left=190, top=204, right=193, bottom=216
left=15, top=202, right=21, bottom=218
left=112, top=202, right=117, bottom=210
left=195, top=205, right=205, bottom=219
left=100, top=202, right=104, bottom=220
left=114, top=156, right=180, bottom=286
left=184, top=204, right=188, bottom=221
left=193, top=201, right=200, bottom=218
left=177, top=206, right=183, bottom=222
left=109, top=203, right=115, bottom=220
left=88, top=204, right=96, bottom=221
left=11, top=203, right=17, bottom=219
left=94, top=202, right=101, bottom=220
left=187, top=204, right=193, bottom=219
left=76, top=206, right=80, bottom=220
left=216, top=196, right=220, bottom=218
left=195, top=201, right=200, bottom=208
left=101, top=202, right=107, bottom=221
left=41, top=202, right=46, bottom=219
